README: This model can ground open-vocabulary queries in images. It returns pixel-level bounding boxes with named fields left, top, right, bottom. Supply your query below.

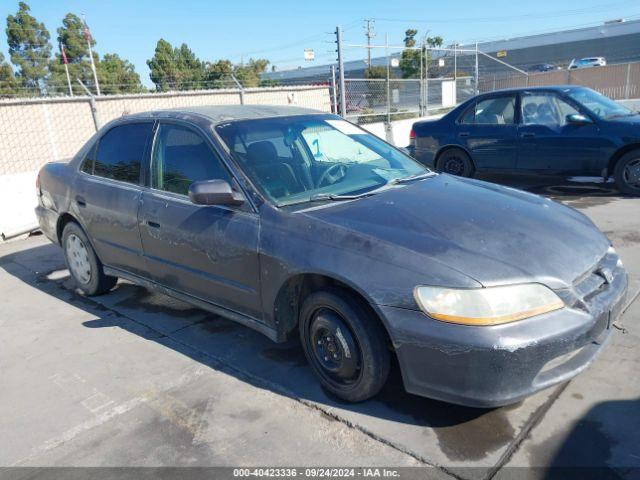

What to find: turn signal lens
left=414, top=284, right=564, bottom=326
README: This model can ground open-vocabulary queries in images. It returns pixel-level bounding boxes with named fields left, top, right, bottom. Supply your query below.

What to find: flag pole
left=60, top=42, right=73, bottom=96
left=83, top=17, right=101, bottom=96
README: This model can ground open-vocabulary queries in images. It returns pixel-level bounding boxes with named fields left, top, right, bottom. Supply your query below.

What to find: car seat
left=246, top=141, right=300, bottom=199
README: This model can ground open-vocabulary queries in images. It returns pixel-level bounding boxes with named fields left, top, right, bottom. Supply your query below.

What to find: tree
left=98, top=54, right=144, bottom=94
left=364, top=66, right=388, bottom=79
left=0, top=52, right=19, bottom=96
left=5, top=2, right=52, bottom=93
left=399, top=28, right=443, bottom=79
left=204, top=59, right=233, bottom=89
left=147, top=39, right=179, bottom=91
left=175, top=43, right=205, bottom=90
left=147, top=39, right=205, bottom=91
left=234, top=58, right=269, bottom=87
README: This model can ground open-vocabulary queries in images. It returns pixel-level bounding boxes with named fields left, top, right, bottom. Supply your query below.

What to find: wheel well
left=434, top=145, right=473, bottom=170
left=56, top=213, right=79, bottom=244
left=274, top=274, right=391, bottom=346
left=607, top=144, right=640, bottom=177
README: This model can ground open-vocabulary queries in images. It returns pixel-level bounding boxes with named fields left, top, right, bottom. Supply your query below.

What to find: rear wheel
left=437, top=148, right=474, bottom=177
left=299, top=288, right=390, bottom=402
left=614, top=150, right=640, bottom=196
left=62, top=222, right=117, bottom=296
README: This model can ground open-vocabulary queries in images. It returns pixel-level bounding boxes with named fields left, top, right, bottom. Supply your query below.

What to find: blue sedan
left=409, top=86, right=640, bottom=195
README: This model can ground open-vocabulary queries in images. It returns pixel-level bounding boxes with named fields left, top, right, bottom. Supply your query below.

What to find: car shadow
left=1, top=241, right=540, bottom=464
left=524, top=397, right=640, bottom=480
left=475, top=173, right=627, bottom=209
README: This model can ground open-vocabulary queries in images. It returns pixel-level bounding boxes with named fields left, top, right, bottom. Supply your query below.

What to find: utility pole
left=335, top=26, right=346, bottom=117
left=364, top=19, right=375, bottom=68
left=475, top=41, right=479, bottom=95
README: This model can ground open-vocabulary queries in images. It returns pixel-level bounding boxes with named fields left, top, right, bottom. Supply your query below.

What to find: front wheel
left=299, top=289, right=390, bottom=402
left=62, top=222, right=117, bottom=296
left=614, top=151, right=640, bottom=196
left=437, top=148, right=475, bottom=177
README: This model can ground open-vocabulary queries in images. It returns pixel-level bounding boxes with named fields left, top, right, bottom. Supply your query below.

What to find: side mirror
left=566, top=113, right=593, bottom=125
left=188, top=179, right=245, bottom=206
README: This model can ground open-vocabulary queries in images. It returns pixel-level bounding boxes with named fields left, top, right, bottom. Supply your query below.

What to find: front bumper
left=380, top=262, right=628, bottom=408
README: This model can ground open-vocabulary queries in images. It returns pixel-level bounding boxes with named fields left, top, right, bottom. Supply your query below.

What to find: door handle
left=147, top=220, right=161, bottom=229
left=75, top=195, right=86, bottom=207
left=458, top=132, right=470, bottom=138
left=520, top=132, right=536, bottom=138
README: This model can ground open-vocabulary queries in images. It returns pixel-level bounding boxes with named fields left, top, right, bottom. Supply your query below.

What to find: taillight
left=409, top=129, right=416, bottom=145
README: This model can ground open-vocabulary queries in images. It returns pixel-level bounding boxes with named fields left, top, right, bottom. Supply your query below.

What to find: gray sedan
left=35, top=105, right=628, bottom=406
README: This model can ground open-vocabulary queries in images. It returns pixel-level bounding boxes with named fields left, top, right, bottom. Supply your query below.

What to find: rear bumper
left=409, top=146, right=436, bottom=170
left=379, top=269, right=628, bottom=408
left=35, top=204, right=59, bottom=244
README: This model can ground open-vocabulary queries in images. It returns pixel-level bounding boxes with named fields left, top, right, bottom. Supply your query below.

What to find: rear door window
left=91, top=122, right=153, bottom=184
left=151, top=123, right=231, bottom=196
left=459, top=96, right=516, bottom=125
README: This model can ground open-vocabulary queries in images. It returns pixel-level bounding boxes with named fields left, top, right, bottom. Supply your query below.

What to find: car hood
left=607, top=113, right=640, bottom=126
left=301, top=174, right=610, bottom=289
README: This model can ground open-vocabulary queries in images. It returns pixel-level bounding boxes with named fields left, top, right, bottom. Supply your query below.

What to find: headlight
left=414, top=284, right=564, bottom=326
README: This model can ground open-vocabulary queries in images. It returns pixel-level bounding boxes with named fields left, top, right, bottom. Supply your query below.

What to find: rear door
left=75, top=121, right=154, bottom=277
left=138, top=121, right=262, bottom=319
left=457, top=94, right=518, bottom=170
left=516, top=92, right=603, bottom=174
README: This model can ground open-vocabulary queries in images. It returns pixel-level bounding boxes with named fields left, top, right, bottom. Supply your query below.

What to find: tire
left=614, top=150, right=640, bottom=196
left=62, top=222, right=117, bottom=296
left=436, top=148, right=475, bottom=177
left=299, top=288, right=390, bottom=402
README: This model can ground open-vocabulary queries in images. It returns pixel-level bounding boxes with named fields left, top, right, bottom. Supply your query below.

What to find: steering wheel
left=317, top=164, right=348, bottom=187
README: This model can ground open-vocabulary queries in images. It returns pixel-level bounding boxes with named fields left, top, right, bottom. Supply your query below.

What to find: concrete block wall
left=0, top=85, right=331, bottom=238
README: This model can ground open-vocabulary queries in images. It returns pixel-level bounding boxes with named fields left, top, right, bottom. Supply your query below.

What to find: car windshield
left=565, top=88, right=633, bottom=119
left=215, top=115, right=428, bottom=206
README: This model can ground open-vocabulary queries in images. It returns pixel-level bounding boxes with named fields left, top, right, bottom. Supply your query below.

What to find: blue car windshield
left=215, top=115, right=428, bottom=206
left=566, top=88, right=633, bottom=119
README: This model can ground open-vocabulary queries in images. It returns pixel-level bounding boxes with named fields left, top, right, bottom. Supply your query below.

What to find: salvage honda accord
left=36, top=105, right=628, bottom=407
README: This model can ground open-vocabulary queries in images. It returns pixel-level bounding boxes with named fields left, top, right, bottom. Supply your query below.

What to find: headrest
left=247, top=141, right=278, bottom=165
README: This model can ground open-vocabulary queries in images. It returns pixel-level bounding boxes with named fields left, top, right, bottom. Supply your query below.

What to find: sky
left=2, top=0, right=640, bottom=87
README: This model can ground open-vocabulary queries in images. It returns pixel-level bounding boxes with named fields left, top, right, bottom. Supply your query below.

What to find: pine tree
left=0, top=52, right=19, bottom=96
left=5, top=2, right=52, bottom=94
left=98, top=53, right=144, bottom=94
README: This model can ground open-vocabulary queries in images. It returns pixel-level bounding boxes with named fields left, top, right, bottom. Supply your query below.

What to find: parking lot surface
left=1, top=177, right=639, bottom=479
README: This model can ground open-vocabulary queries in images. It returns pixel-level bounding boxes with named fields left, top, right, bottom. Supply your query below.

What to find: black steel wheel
left=437, top=148, right=475, bottom=177
left=614, top=151, right=640, bottom=196
left=299, top=288, right=390, bottom=402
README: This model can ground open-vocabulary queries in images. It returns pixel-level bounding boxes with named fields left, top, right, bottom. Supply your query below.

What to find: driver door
left=516, top=92, right=603, bottom=175
left=138, top=121, right=262, bottom=319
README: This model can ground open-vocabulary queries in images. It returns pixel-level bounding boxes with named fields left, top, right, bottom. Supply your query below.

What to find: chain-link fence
left=334, top=34, right=488, bottom=124
left=477, top=60, right=640, bottom=100
left=0, top=84, right=331, bottom=176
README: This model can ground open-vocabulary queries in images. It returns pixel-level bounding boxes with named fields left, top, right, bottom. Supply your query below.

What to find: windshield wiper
left=389, top=171, right=436, bottom=185
left=308, top=192, right=373, bottom=202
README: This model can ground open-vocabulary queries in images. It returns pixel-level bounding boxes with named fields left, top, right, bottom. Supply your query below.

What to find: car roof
left=126, top=104, right=325, bottom=124
left=477, top=85, right=582, bottom=96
